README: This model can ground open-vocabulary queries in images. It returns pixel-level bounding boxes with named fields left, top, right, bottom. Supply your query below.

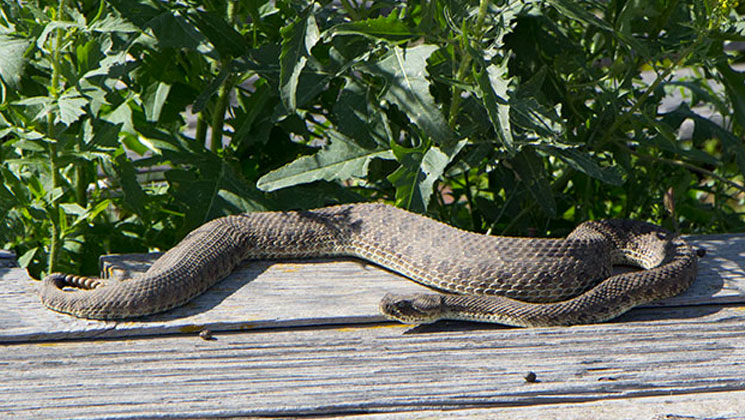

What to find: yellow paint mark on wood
left=179, top=325, right=205, bottom=333
left=334, top=324, right=406, bottom=332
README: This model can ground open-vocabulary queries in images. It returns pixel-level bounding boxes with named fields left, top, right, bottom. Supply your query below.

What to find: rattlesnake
left=40, top=203, right=699, bottom=327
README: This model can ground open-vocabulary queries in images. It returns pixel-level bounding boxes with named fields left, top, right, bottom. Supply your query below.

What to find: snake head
left=379, top=293, right=446, bottom=324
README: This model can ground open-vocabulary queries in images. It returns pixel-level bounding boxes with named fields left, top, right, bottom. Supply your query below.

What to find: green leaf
left=474, top=61, right=515, bottom=153
left=0, top=179, right=16, bottom=222
left=231, top=81, right=276, bottom=148
left=717, top=62, right=745, bottom=132
left=387, top=139, right=465, bottom=212
left=114, top=153, right=146, bottom=216
left=13, top=96, right=52, bottom=107
left=37, top=21, right=79, bottom=51
left=545, top=0, right=644, bottom=53
left=165, top=153, right=269, bottom=233
left=107, top=0, right=163, bottom=28
left=257, top=130, right=394, bottom=192
left=105, top=99, right=142, bottom=151
left=279, top=6, right=320, bottom=111
left=47, top=186, right=65, bottom=205
left=0, top=168, right=29, bottom=207
left=83, top=119, right=122, bottom=148
left=510, top=96, right=564, bottom=142
left=509, top=149, right=556, bottom=216
left=193, top=65, right=230, bottom=113
left=17, top=247, right=38, bottom=269
left=187, top=9, right=247, bottom=58
left=545, top=0, right=614, bottom=31
left=57, top=88, right=88, bottom=126
left=640, top=113, right=719, bottom=166
left=666, top=80, right=725, bottom=109
left=60, top=203, right=86, bottom=217
left=68, top=199, right=113, bottom=231
left=75, top=39, right=103, bottom=77
left=89, top=13, right=140, bottom=33
left=271, top=182, right=364, bottom=210
left=663, top=104, right=745, bottom=176
left=109, top=0, right=206, bottom=51
left=333, top=80, right=389, bottom=148
left=0, top=36, right=30, bottom=90
left=328, top=13, right=417, bottom=42
left=537, top=145, right=624, bottom=186
left=359, top=44, right=454, bottom=145
left=142, top=81, right=171, bottom=122
left=11, top=139, right=44, bottom=152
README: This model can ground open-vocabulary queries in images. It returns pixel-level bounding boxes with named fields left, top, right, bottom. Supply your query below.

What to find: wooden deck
left=2, top=234, right=745, bottom=419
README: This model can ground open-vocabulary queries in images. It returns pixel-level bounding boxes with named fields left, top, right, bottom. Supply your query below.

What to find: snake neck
left=572, top=219, right=677, bottom=269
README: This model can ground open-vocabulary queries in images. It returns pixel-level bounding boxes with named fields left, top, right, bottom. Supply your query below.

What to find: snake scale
left=40, top=203, right=699, bottom=327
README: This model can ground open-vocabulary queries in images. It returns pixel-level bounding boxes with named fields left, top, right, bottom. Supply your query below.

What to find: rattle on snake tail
left=39, top=203, right=699, bottom=327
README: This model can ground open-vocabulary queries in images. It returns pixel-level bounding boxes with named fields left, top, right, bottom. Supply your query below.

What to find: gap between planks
left=3, top=306, right=745, bottom=419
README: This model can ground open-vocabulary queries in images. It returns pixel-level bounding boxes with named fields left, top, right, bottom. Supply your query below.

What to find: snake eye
left=394, top=300, right=413, bottom=311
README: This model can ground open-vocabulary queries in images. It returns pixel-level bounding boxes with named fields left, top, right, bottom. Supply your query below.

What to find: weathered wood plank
left=344, top=391, right=745, bottom=420
left=3, top=304, right=745, bottom=419
left=667, top=234, right=745, bottom=306
left=0, top=234, right=742, bottom=342
left=0, top=249, right=17, bottom=268
left=0, top=259, right=430, bottom=343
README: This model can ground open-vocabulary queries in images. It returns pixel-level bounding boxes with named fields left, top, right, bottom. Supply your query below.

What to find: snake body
left=40, top=203, right=698, bottom=327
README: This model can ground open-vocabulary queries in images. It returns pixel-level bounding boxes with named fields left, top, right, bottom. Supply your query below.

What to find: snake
left=39, top=203, right=699, bottom=327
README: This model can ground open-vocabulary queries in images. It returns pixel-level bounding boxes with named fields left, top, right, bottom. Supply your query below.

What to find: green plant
left=0, top=0, right=743, bottom=279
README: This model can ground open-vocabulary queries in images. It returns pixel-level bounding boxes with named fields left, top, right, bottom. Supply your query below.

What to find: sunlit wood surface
left=2, top=234, right=744, bottom=419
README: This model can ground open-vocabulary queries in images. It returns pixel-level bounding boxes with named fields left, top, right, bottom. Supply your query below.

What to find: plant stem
left=46, top=0, right=67, bottom=274
left=492, top=168, right=574, bottom=235
left=47, top=141, right=61, bottom=274
left=340, top=0, right=360, bottom=21
left=626, top=147, right=745, bottom=195
left=208, top=69, right=232, bottom=152
left=447, top=0, right=490, bottom=127
left=599, top=38, right=702, bottom=146
left=195, top=112, right=207, bottom=145
left=205, top=2, right=239, bottom=152
left=462, top=170, right=481, bottom=231
left=226, top=0, right=236, bottom=23
left=75, top=155, right=88, bottom=207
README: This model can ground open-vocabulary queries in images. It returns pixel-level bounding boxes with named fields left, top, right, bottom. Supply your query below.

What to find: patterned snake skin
left=40, top=203, right=699, bottom=327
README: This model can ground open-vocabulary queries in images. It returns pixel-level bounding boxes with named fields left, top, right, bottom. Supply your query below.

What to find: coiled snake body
left=40, top=203, right=698, bottom=327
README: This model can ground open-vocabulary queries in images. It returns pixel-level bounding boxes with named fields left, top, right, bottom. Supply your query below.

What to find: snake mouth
left=379, top=293, right=445, bottom=324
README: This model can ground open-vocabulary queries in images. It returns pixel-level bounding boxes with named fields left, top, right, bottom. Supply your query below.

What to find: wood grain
left=3, top=304, right=745, bottom=419
left=346, top=391, right=745, bottom=420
